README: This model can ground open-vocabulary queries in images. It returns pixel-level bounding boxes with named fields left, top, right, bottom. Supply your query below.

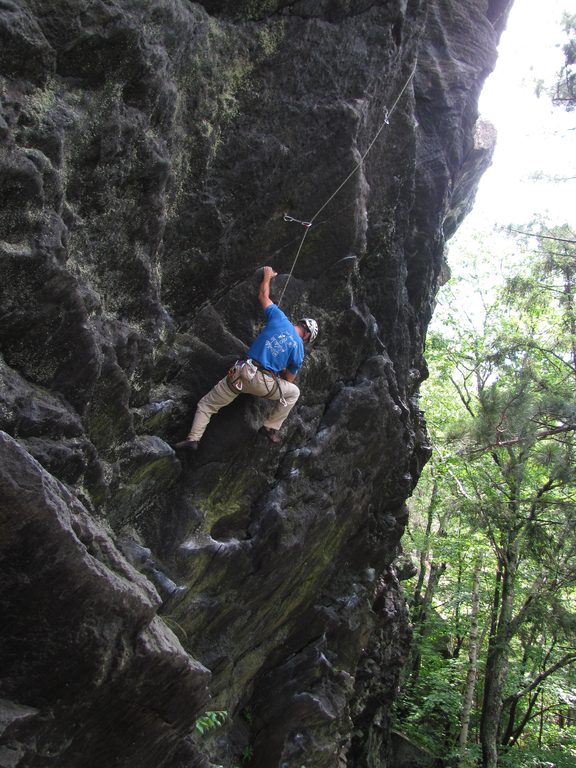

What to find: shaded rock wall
left=0, top=1, right=511, bottom=766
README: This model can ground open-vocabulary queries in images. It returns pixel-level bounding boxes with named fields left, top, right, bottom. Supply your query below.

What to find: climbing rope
left=277, top=60, right=418, bottom=307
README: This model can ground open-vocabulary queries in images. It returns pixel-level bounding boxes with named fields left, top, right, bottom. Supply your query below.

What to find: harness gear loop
left=226, top=361, right=244, bottom=393
left=226, top=372, right=243, bottom=393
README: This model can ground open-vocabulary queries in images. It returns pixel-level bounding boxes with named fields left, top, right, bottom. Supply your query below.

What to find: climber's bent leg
left=187, top=376, right=239, bottom=442
left=242, top=372, right=300, bottom=431
left=263, top=379, right=300, bottom=431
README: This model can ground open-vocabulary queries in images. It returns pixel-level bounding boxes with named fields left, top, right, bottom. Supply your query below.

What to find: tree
left=458, top=554, right=482, bottom=765
left=398, top=226, right=576, bottom=768
left=552, top=13, right=576, bottom=111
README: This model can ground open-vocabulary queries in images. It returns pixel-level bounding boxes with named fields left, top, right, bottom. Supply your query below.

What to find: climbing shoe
left=258, top=426, right=281, bottom=445
left=173, top=439, right=199, bottom=451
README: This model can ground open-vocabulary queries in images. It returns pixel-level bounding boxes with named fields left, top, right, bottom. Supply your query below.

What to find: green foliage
left=499, top=731, right=576, bottom=768
left=398, top=223, right=576, bottom=768
left=194, top=709, right=228, bottom=735
left=552, top=13, right=576, bottom=110
left=400, top=658, right=465, bottom=754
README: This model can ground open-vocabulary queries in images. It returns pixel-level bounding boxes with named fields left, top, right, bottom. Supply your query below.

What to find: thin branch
left=446, top=467, right=473, bottom=500
left=527, top=477, right=559, bottom=523
left=509, top=652, right=576, bottom=702
left=478, top=424, right=576, bottom=450
left=498, top=425, right=576, bottom=446
left=448, top=374, right=476, bottom=417
left=510, top=573, right=548, bottom=635
left=508, top=698, right=560, bottom=747
left=505, top=228, right=576, bottom=246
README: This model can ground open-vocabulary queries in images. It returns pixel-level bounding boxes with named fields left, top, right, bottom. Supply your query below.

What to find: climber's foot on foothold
left=173, top=439, right=199, bottom=451
left=259, top=426, right=282, bottom=445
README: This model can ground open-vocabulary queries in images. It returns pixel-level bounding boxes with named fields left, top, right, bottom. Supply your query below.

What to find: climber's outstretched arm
left=258, top=266, right=278, bottom=310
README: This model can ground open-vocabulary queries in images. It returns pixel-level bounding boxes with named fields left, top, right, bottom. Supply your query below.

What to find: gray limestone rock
left=0, top=1, right=512, bottom=766
left=0, top=432, right=210, bottom=767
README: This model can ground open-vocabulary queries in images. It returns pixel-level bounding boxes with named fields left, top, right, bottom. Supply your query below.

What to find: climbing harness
left=277, top=61, right=417, bottom=307
left=265, top=373, right=286, bottom=405
left=226, top=359, right=287, bottom=405
left=251, top=359, right=287, bottom=406
left=226, top=359, right=258, bottom=391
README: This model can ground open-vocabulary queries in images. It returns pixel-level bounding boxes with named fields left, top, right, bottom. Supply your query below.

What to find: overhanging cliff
left=0, top=1, right=511, bottom=767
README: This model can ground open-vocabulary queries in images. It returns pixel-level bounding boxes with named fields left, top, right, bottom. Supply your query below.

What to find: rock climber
left=174, top=266, right=318, bottom=450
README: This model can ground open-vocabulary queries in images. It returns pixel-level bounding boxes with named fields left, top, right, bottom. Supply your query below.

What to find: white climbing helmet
left=298, top=318, right=318, bottom=343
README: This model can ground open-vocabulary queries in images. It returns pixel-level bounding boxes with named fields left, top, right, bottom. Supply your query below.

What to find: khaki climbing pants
left=187, top=365, right=300, bottom=442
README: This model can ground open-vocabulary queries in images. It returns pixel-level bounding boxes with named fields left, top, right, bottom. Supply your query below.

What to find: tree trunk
left=408, top=477, right=446, bottom=684
left=409, top=560, right=446, bottom=682
left=538, top=690, right=544, bottom=748
left=480, top=546, right=518, bottom=768
left=458, top=556, right=482, bottom=765
left=411, top=478, right=439, bottom=613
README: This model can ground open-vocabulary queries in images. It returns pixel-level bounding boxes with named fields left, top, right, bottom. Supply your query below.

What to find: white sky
left=436, top=0, right=575, bottom=329
left=462, top=0, right=575, bottom=229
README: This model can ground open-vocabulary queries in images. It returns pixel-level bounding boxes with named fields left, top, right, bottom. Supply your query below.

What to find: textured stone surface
left=0, top=1, right=511, bottom=766
left=0, top=433, right=210, bottom=768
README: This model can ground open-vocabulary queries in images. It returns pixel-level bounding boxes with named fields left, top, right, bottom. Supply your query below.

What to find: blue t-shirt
left=247, top=304, right=304, bottom=375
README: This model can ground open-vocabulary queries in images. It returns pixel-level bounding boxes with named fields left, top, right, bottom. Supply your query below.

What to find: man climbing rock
left=175, top=266, right=318, bottom=450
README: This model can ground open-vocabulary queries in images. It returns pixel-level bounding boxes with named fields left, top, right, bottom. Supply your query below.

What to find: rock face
left=0, top=1, right=511, bottom=766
